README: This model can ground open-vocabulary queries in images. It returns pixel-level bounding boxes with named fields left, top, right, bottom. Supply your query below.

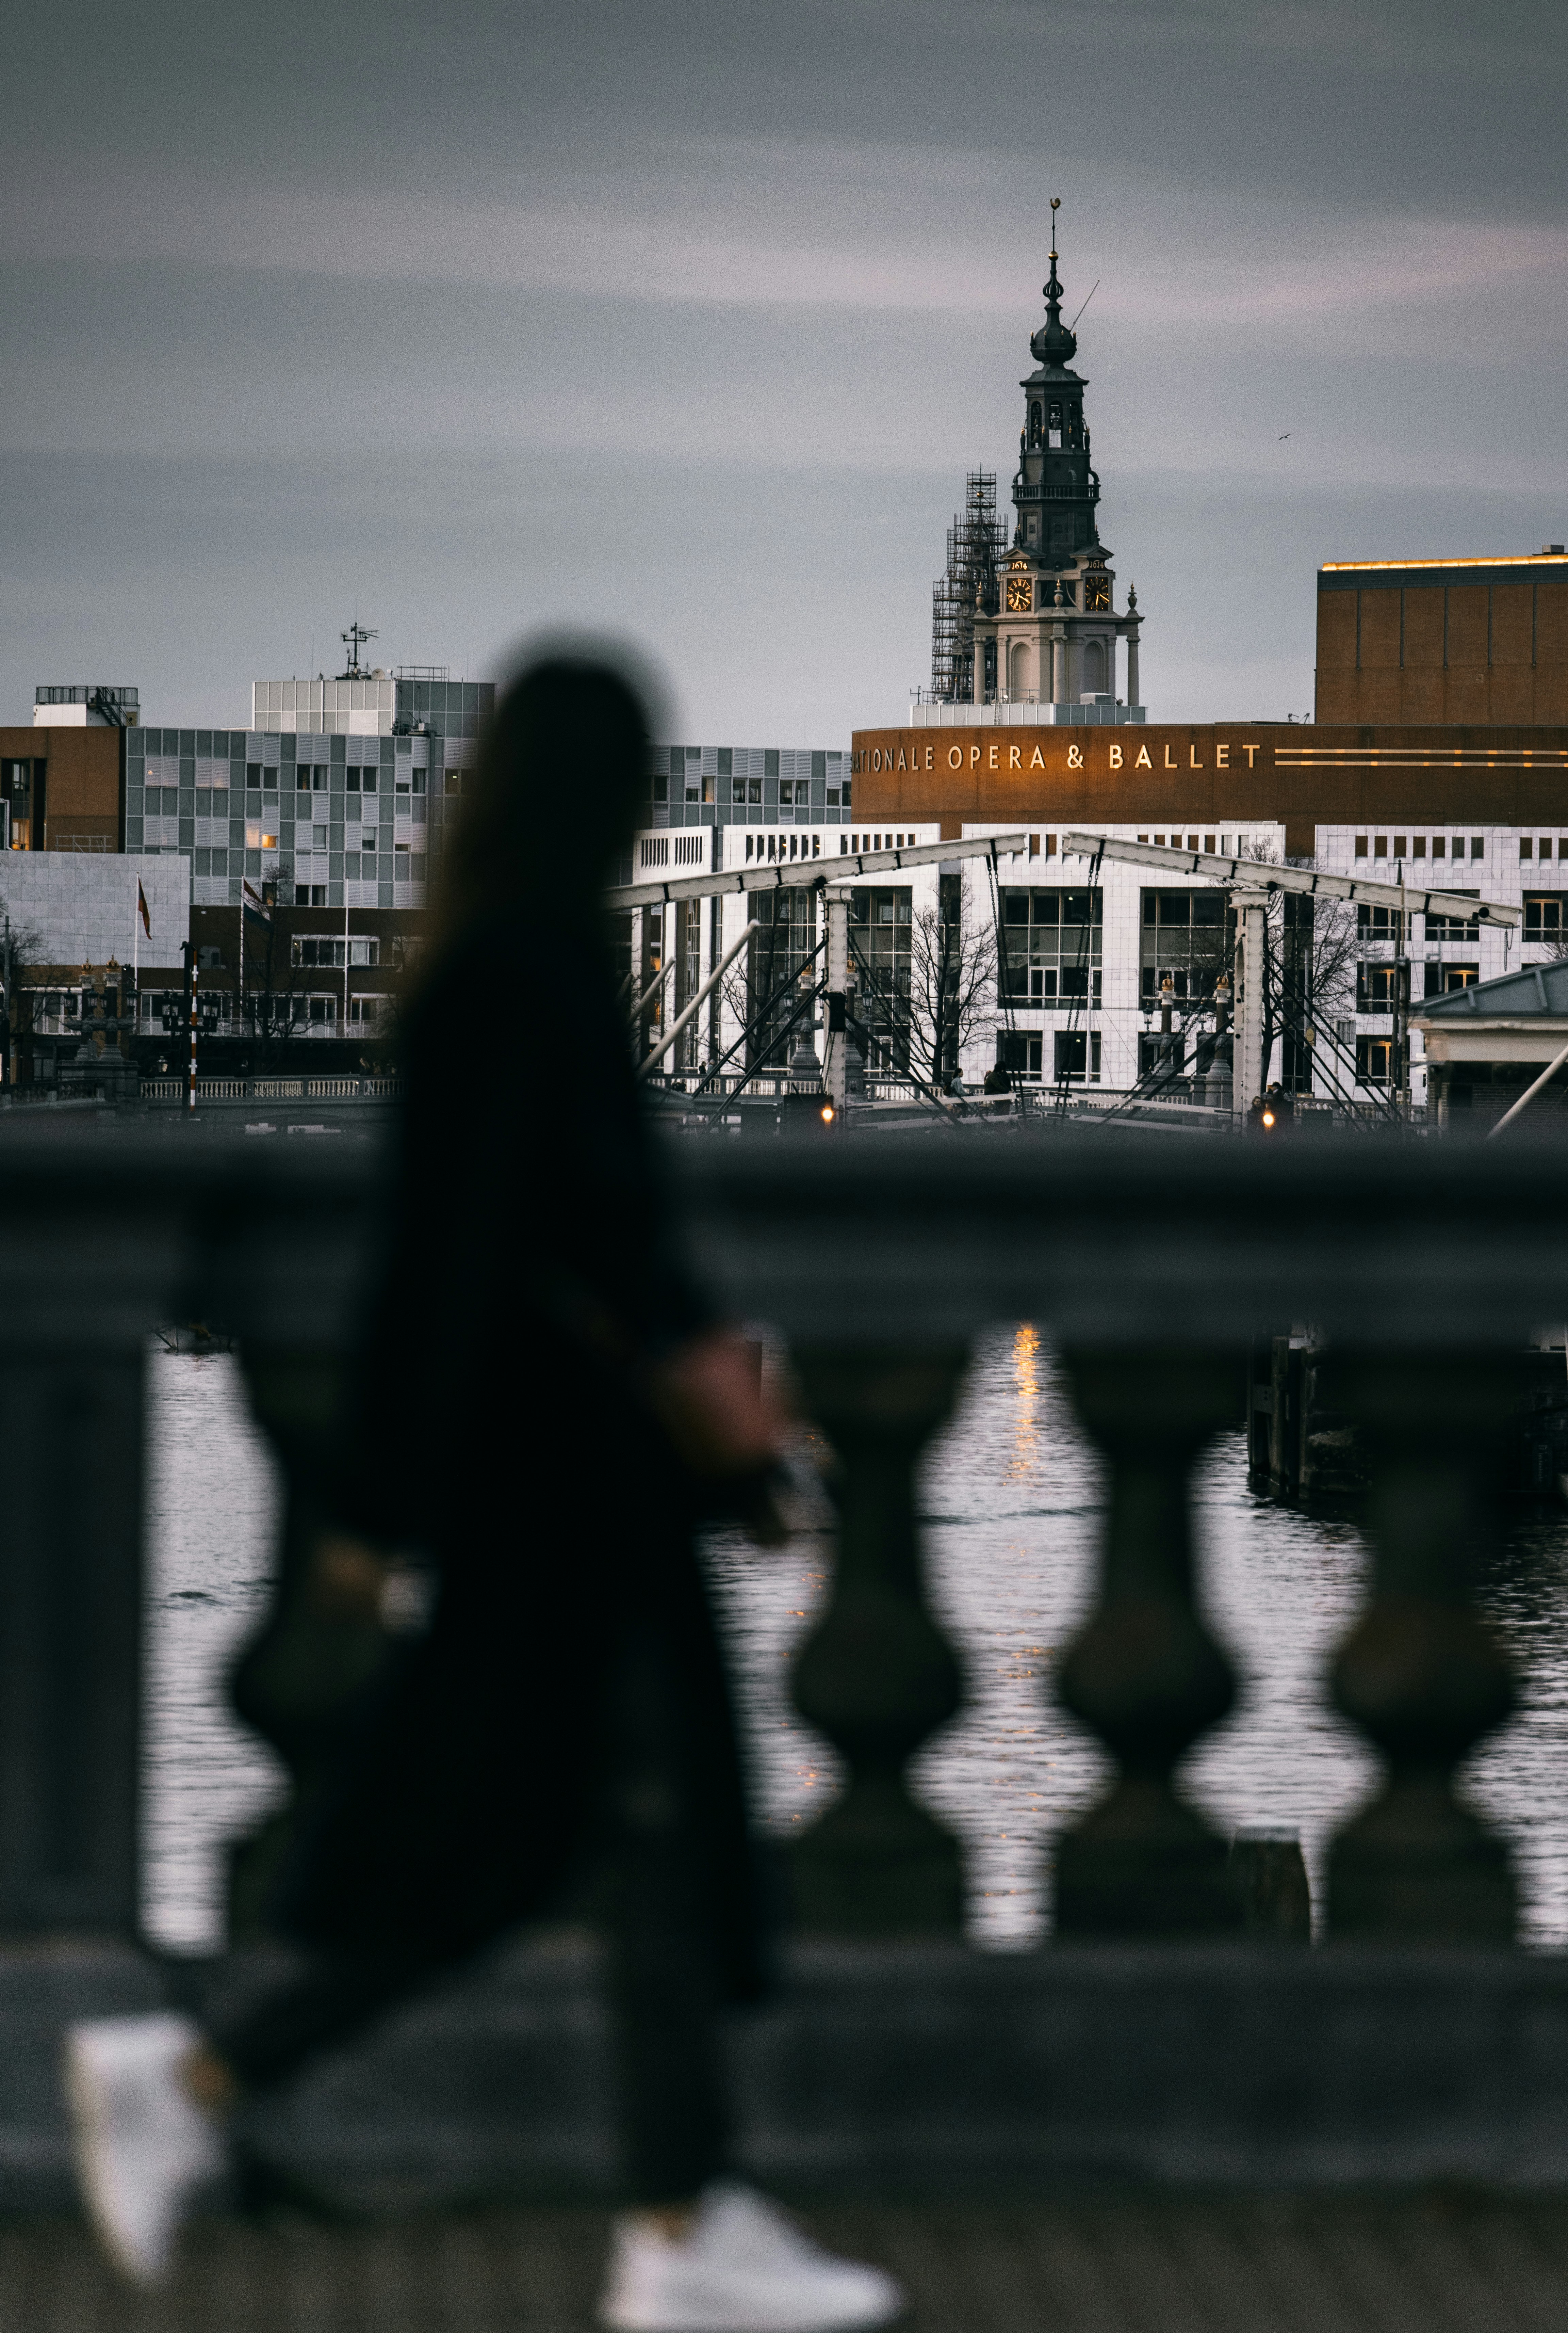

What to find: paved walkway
left=6, top=2195, right=1568, bottom=2332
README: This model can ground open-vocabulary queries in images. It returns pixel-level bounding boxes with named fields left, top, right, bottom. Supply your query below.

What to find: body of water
left=145, top=1335, right=1568, bottom=1953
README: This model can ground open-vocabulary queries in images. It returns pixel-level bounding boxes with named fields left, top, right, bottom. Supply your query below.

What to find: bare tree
left=237, top=899, right=355, bottom=1065
left=0, top=906, right=47, bottom=1081
left=903, top=902, right=997, bottom=1090
left=1237, top=841, right=1359, bottom=1091
left=357, top=912, right=426, bottom=1070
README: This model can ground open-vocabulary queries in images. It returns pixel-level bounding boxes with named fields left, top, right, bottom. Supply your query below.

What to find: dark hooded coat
left=270, top=664, right=768, bottom=2007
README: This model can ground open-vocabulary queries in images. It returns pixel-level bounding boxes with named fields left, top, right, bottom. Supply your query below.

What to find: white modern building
left=630, top=808, right=1561, bottom=1112
left=32, top=686, right=140, bottom=729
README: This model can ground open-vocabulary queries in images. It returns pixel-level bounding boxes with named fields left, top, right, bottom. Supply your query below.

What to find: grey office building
left=642, top=744, right=851, bottom=835
left=124, top=675, right=493, bottom=911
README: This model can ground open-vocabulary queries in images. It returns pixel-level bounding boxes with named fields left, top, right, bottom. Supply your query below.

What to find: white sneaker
left=63, top=2013, right=226, bottom=2286
left=600, top=2182, right=904, bottom=2331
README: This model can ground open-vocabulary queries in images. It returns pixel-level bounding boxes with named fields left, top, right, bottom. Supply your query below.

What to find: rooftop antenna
left=339, top=620, right=378, bottom=680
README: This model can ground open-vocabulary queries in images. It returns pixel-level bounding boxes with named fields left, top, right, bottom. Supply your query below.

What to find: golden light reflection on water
left=1007, top=1322, right=1042, bottom=1483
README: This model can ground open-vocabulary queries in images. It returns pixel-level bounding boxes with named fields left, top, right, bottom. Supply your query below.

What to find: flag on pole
left=137, top=879, right=151, bottom=938
left=242, top=880, right=272, bottom=931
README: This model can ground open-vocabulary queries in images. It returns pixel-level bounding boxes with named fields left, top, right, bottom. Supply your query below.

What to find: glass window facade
left=999, top=887, right=1104, bottom=1004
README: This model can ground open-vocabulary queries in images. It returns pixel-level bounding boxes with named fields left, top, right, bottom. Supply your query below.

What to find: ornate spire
left=1030, top=196, right=1078, bottom=368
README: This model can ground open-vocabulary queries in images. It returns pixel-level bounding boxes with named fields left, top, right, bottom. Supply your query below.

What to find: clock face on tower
left=1006, top=576, right=1033, bottom=613
left=1084, top=576, right=1111, bottom=612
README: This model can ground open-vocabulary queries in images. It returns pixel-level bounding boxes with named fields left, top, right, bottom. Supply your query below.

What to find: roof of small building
left=1421, top=958, right=1568, bottom=1020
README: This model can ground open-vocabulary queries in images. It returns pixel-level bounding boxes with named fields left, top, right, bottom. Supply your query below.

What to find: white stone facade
left=1313, top=822, right=1559, bottom=1104
left=634, top=818, right=1281, bottom=1094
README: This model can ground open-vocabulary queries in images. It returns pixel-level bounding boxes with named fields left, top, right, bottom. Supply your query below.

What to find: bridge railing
left=0, top=1117, right=1557, bottom=1956
left=682, top=1131, right=1563, bottom=1946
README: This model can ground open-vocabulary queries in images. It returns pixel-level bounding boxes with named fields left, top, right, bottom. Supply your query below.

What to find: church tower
left=934, top=205, right=1144, bottom=722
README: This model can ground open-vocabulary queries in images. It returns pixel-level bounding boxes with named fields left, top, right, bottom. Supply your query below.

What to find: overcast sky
left=3, top=0, right=1564, bottom=742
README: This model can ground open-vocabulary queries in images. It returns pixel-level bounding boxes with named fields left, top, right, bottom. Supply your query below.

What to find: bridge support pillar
left=1235, top=889, right=1268, bottom=1122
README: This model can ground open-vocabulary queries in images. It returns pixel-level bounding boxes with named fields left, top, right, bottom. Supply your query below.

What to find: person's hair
left=425, top=654, right=650, bottom=966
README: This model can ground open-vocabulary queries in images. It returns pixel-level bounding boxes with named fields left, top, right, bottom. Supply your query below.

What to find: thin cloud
left=7, top=143, right=1564, bottom=354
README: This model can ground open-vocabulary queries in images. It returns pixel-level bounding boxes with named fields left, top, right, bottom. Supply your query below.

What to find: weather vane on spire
left=1050, top=195, right=1060, bottom=260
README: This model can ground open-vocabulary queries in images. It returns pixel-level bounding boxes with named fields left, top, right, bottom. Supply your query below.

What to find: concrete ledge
left=11, top=1937, right=1568, bottom=2211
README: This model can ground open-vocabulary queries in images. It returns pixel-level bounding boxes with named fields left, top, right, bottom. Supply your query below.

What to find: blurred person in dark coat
left=65, top=653, right=902, bottom=2333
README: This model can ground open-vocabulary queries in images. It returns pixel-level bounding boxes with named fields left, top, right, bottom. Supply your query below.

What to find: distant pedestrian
left=65, top=653, right=902, bottom=2333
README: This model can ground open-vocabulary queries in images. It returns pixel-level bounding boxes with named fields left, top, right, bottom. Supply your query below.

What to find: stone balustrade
left=2, top=1117, right=1568, bottom=2205
left=680, top=1133, right=1559, bottom=1951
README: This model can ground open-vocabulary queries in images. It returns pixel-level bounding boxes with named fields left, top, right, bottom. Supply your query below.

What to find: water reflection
left=714, top=1331, right=1568, bottom=1949
left=1006, top=1322, right=1042, bottom=1482
left=147, top=1339, right=1568, bottom=1954
left=144, top=1351, right=284, bottom=1950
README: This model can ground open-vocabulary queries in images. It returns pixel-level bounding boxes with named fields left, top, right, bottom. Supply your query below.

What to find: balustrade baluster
left=1052, top=1350, right=1245, bottom=1938
left=787, top=1344, right=968, bottom=1935
left=0, top=1352, right=144, bottom=1934
left=1325, top=1353, right=1519, bottom=1942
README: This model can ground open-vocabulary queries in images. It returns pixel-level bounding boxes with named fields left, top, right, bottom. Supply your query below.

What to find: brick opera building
left=843, top=216, right=1568, bottom=1103
left=850, top=706, right=1568, bottom=857
left=1315, top=553, right=1568, bottom=727
left=849, top=589, right=1568, bottom=1102
left=865, top=206, right=1568, bottom=848
left=855, top=552, right=1568, bottom=849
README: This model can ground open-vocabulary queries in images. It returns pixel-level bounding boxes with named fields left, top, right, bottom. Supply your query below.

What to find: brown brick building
left=1314, top=551, right=1568, bottom=727
left=0, top=726, right=123, bottom=852
left=850, top=721, right=1568, bottom=860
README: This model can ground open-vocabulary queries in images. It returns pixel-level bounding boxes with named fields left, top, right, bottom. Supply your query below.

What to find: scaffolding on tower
left=930, top=471, right=1006, bottom=703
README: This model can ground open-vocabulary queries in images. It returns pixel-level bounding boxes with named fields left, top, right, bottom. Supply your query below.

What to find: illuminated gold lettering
left=948, top=747, right=962, bottom=769
left=1135, top=746, right=1152, bottom=768
left=1189, top=746, right=1202, bottom=768
left=1215, top=743, right=1229, bottom=769
left=1164, top=745, right=1177, bottom=768
left=1243, top=744, right=1260, bottom=767
left=969, top=746, right=981, bottom=767
left=988, top=745, right=999, bottom=768
left=1009, top=746, right=1021, bottom=768
left=1109, top=744, right=1123, bottom=769
left=897, top=749, right=906, bottom=771
left=925, top=746, right=934, bottom=769
left=1067, top=745, right=1084, bottom=769
left=1030, top=747, right=1045, bottom=768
